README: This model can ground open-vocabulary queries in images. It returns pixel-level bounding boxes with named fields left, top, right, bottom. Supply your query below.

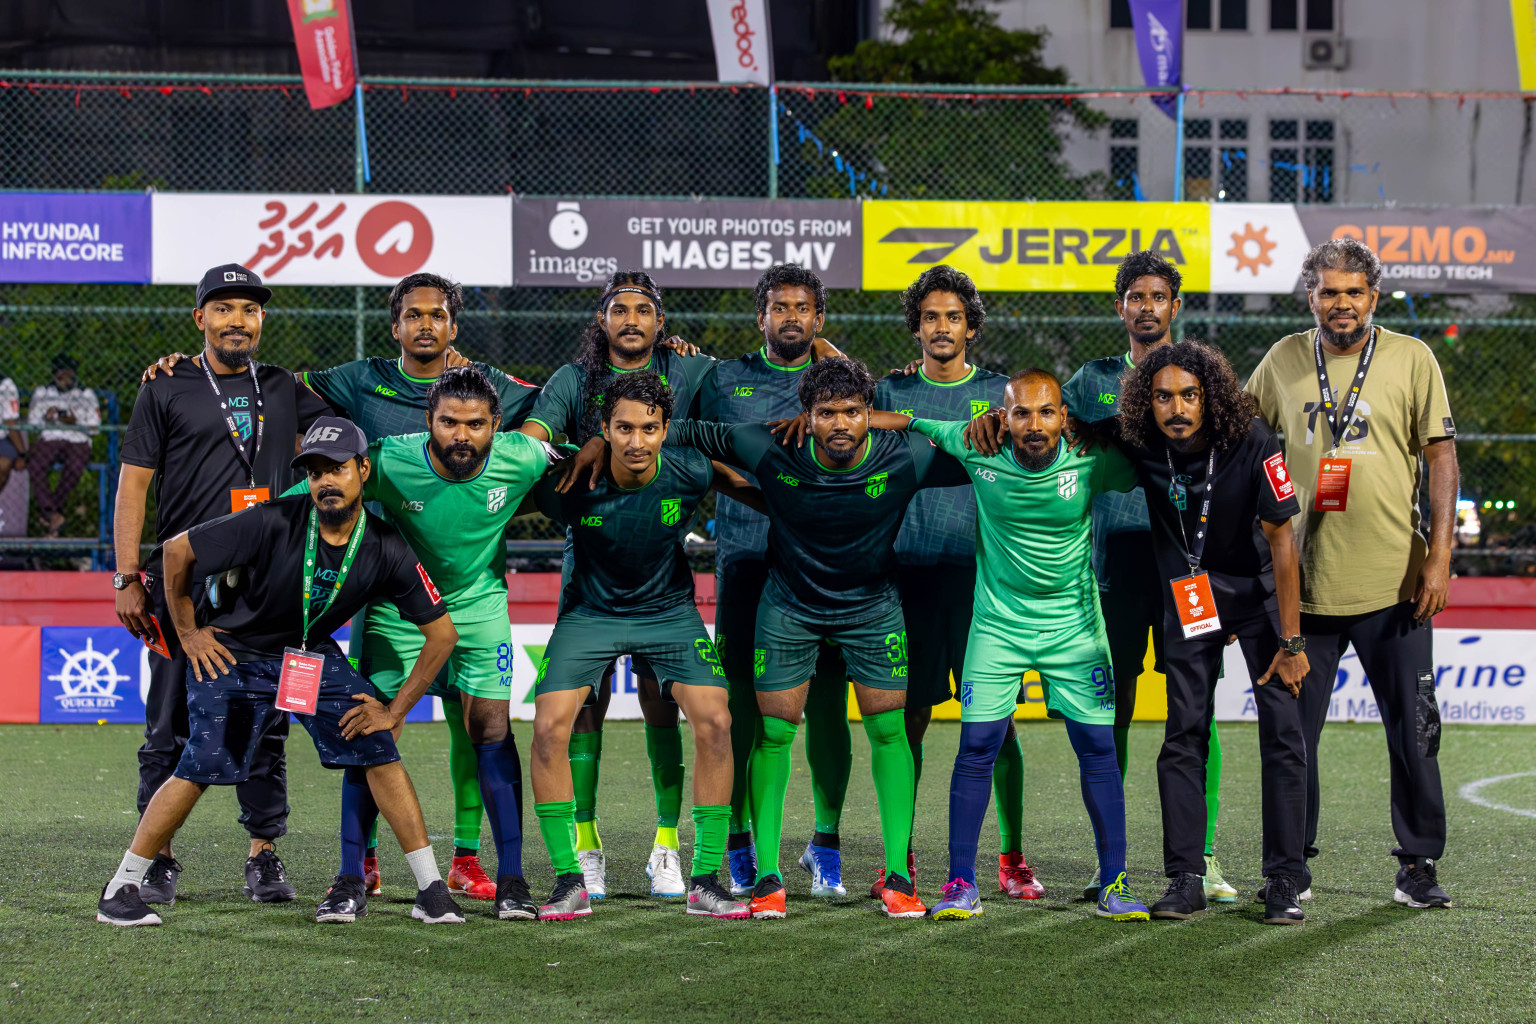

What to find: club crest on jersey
left=660, top=497, right=682, bottom=526
left=970, top=400, right=990, bottom=418
left=865, top=472, right=889, bottom=499
left=487, top=485, right=508, bottom=513
left=1057, top=469, right=1079, bottom=500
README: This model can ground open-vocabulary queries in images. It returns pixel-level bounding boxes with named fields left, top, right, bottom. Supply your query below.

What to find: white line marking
left=1458, top=771, right=1536, bottom=819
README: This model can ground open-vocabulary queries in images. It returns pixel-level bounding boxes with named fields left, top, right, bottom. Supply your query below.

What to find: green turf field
left=1, top=720, right=1532, bottom=1024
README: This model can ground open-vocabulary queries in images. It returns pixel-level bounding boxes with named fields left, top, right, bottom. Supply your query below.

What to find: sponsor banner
left=862, top=201, right=1209, bottom=292
left=1513, top=1, right=1536, bottom=91
left=0, top=193, right=152, bottom=283
left=1129, top=0, right=1183, bottom=119
left=705, top=0, right=773, bottom=86
left=284, top=0, right=358, bottom=110
left=1209, top=203, right=1310, bottom=294
left=513, top=198, right=860, bottom=288
left=152, top=193, right=512, bottom=286
left=1216, top=629, right=1536, bottom=724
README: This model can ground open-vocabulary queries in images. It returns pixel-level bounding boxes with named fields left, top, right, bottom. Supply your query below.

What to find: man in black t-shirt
left=97, top=418, right=463, bottom=928
left=113, top=264, right=330, bottom=907
left=1112, top=343, right=1312, bottom=927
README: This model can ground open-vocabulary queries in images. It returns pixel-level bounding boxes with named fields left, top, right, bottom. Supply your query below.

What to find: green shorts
left=960, top=613, right=1115, bottom=725
left=754, top=600, right=908, bottom=692
left=535, top=605, right=724, bottom=699
left=358, top=600, right=513, bottom=702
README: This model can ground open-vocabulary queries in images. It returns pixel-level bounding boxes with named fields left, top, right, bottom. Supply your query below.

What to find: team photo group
left=95, top=233, right=1456, bottom=932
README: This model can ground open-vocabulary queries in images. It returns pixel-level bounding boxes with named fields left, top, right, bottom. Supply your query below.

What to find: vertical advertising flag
left=1513, top=2, right=1536, bottom=90
left=1130, top=0, right=1183, bottom=118
left=285, top=0, right=358, bottom=110
left=705, top=0, right=774, bottom=86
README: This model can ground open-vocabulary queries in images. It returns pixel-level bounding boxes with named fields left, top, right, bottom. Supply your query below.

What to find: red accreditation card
left=1263, top=452, right=1296, bottom=503
left=142, top=614, right=171, bottom=658
left=1313, top=458, right=1352, bottom=512
left=230, top=487, right=270, bottom=514
left=276, top=648, right=324, bottom=716
left=1170, top=572, right=1223, bottom=640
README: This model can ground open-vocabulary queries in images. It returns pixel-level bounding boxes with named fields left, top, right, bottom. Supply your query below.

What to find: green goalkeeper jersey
left=911, top=419, right=1138, bottom=630
left=363, top=430, right=556, bottom=623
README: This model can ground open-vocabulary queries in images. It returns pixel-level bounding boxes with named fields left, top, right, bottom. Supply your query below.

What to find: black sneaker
left=1151, top=872, right=1207, bottom=920
left=1394, top=859, right=1452, bottom=909
left=316, top=874, right=368, bottom=923
left=97, top=883, right=163, bottom=927
left=496, top=874, right=537, bottom=921
left=1263, top=873, right=1305, bottom=925
left=412, top=879, right=466, bottom=924
left=138, top=854, right=182, bottom=906
left=244, top=846, right=297, bottom=903
left=1254, top=868, right=1314, bottom=904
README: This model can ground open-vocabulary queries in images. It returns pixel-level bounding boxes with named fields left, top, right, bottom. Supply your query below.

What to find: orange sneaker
left=880, top=873, right=927, bottom=918
left=448, top=855, right=497, bottom=900
left=363, top=855, right=381, bottom=896
left=998, top=852, right=1045, bottom=900
left=869, top=850, right=918, bottom=898
left=749, top=876, right=787, bottom=919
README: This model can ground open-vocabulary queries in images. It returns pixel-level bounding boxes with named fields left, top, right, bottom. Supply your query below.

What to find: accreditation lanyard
left=1165, top=443, right=1223, bottom=639
left=1313, top=326, right=1376, bottom=455
left=198, top=356, right=265, bottom=487
left=299, top=506, right=365, bottom=652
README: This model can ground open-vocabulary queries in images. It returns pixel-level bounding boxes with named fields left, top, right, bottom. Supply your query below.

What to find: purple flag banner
left=0, top=192, right=151, bottom=283
left=1130, top=0, right=1183, bottom=118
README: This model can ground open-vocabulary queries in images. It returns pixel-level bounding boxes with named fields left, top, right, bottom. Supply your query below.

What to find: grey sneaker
left=243, top=846, right=297, bottom=903
left=411, top=879, right=465, bottom=924
left=539, top=872, right=593, bottom=921
left=139, top=855, right=182, bottom=906
left=686, top=874, right=750, bottom=919
left=316, top=874, right=368, bottom=923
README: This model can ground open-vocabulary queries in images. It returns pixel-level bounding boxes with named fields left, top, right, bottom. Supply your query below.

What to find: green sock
left=992, top=728, right=1025, bottom=855
left=803, top=678, right=852, bottom=835
left=748, top=716, right=798, bottom=880
left=444, top=699, right=483, bottom=850
left=535, top=799, right=580, bottom=876
left=570, top=730, right=602, bottom=850
left=645, top=723, right=685, bottom=835
left=690, top=804, right=731, bottom=878
left=862, top=709, right=916, bottom=882
left=1204, top=719, right=1222, bottom=857
left=1112, top=724, right=1131, bottom=780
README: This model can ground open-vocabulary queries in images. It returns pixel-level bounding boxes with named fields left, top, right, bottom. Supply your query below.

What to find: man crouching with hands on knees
left=96, top=417, right=464, bottom=928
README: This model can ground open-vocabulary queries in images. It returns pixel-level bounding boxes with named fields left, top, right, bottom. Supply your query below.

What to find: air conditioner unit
left=1303, top=33, right=1350, bottom=70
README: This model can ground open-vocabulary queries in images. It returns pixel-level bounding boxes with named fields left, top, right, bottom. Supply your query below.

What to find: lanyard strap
left=301, top=506, right=366, bottom=651
left=198, top=356, right=265, bottom=487
left=1313, top=326, right=1377, bottom=454
left=1165, top=443, right=1218, bottom=572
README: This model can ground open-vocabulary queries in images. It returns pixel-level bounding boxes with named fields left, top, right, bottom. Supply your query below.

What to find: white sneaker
left=578, top=848, right=606, bottom=900
left=646, top=844, right=687, bottom=897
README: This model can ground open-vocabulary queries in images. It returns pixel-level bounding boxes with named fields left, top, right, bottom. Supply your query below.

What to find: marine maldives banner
left=152, top=193, right=512, bottom=286
left=0, top=193, right=151, bottom=283
left=285, top=0, right=358, bottom=110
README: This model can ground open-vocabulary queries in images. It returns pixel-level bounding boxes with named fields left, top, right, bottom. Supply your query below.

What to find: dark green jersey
left=302, top=357, right=539, bottom=441
left=525, top=349, right=715, bottom=446
left=669, top=421, right=969, bottom=624
left=696, top=348, right=813, bottom=567
left=532, top=446, right=714, bottom=617
left=1062, top=352, right=1152, bottom=589
left=874, top=364, right=1007, bottom=566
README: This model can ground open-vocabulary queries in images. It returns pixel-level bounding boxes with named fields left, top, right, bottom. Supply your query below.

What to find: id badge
left=142, top=613, right=171, bottom=658
left=277, top=647, right=324, bottom=715
left=1170, top=572, right=1223, bottom=640
left=1313, top=458, right=1351, bottom=512
left=230, top=487, right=270, bottom=514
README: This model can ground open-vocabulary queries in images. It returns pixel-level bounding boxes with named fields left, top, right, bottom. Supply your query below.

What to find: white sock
left=404, top=846, right=441, bottom=891
left=105, top=850, right=153, bottom=899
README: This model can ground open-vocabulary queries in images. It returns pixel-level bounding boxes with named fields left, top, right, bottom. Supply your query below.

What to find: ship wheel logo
left=49, top=637, right=129, bottom=712
left=1227, top=223, right=1277, bottom=276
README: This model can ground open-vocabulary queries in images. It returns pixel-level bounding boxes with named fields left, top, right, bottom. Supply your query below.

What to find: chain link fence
left=1, top=72, right=1532, bottom=573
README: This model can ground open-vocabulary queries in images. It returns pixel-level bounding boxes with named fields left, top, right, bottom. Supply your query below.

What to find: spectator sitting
left=27, top=353, right=99, bottom=538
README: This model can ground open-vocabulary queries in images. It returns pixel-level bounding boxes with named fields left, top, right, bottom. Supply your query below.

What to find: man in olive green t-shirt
left=1246, top=237, right=1457, bottom=911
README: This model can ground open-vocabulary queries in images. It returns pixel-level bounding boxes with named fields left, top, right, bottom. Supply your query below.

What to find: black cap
left=196, top=264, right=273, bottom=308
left=292, top=417, right=369, bottom=470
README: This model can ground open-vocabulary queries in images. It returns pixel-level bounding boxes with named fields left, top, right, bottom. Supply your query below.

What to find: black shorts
left=174, top=656, right=399, bottom=786
left=896, top=562, right=977, bottom=709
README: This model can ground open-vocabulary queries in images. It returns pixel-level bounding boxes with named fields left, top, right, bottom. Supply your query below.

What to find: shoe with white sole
left=578, top=848, right=607, bottom=899
left=798, top=841, right=847, bottom=897
left=646, top=844, right=686, bottom=897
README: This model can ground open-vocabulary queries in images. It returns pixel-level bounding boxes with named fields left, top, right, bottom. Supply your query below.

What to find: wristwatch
left=112, top=572, right=140, bottom=591
left=1279, top=635, right=1307, bottom=654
